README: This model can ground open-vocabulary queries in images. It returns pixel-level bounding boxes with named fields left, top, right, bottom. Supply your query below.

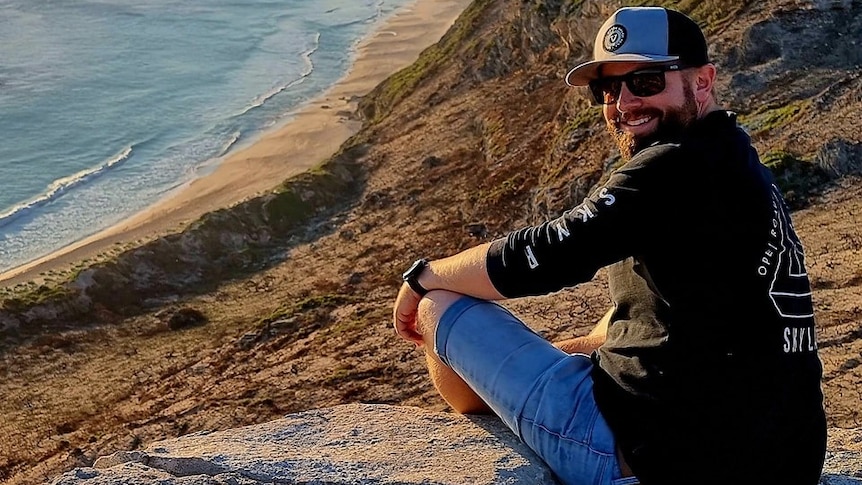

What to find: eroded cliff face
left=2, top=1, right=861, bottom=483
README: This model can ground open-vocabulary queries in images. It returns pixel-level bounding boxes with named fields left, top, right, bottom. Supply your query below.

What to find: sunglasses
left=588, top=64, right=685, bottom=105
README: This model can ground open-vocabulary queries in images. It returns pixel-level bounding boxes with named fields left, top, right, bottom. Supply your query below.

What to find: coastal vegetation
left=739, top=100, right=809, bottom=138
left=761, top=150, right=832, bottom=209
left=359, top=0, right=496, bottom=123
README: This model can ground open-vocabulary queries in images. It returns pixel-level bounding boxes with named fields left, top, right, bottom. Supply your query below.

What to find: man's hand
left=553, top=335, right=605, bottom=355
left=552, top=307, right=614, bottom=354
left=392, top=243, right=500, bottom=347
left=393, top=282, right=425, bottom=347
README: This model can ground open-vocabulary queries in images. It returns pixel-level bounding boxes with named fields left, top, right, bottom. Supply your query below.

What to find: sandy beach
left=0, top=0, right=471, bottom=287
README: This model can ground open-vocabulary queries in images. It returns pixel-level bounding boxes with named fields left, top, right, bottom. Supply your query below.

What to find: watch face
left=403, top=259, right=427, bottom=280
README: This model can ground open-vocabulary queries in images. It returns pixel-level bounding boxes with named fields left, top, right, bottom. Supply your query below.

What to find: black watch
left=402, top=258, right=430, bottom=296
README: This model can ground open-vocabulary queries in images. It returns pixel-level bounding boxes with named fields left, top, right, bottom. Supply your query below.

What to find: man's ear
left=693, top=64, right=717, bottom=103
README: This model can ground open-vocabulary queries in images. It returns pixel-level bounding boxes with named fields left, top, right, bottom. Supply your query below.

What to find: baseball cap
left=565, top=7, right=710, bottom=86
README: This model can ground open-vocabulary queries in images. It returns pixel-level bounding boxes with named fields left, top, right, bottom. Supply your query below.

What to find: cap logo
left=603, top=25, right=627, bottom=52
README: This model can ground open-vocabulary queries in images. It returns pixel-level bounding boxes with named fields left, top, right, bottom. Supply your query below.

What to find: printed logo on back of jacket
left=759, top=186, right=818, bottom=354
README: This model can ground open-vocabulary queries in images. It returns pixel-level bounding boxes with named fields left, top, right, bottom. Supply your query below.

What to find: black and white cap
left=565, top=7, right=710, bottom=86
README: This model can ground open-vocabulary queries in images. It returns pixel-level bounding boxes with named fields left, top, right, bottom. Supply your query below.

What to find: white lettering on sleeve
left=599, top=188, right=616, bottom=206
left=576, top=205, right=596, bottom=222
left=525, top=245, right=539, bottom=269
left=554, top=221, right=571, bottom=241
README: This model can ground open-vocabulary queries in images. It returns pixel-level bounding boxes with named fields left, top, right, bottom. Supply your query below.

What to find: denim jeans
left=435, top=296, right=639, bottom=485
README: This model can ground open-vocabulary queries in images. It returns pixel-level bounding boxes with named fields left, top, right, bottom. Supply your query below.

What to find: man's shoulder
left=628, top=110, right=746, bottom=167
left=624, top=142, right=684, bottom=172
left=634, top=142, right=682, bottom=159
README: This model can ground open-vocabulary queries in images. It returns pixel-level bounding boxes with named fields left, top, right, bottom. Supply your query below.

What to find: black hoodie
left=486, top=110, right=827, bottom=485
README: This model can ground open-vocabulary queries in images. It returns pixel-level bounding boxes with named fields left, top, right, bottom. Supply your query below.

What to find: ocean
left=0, top=0, right=413, bottom=274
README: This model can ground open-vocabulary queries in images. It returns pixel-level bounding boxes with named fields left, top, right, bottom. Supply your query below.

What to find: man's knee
left=416, top=290, right=464, bottom=340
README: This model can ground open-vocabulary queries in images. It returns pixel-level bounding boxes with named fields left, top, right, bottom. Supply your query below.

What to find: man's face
left=599, top=62, right=698, bottom=160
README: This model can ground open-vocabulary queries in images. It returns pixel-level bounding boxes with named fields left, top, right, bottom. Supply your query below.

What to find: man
left=393, top=6, right=827, bottom=485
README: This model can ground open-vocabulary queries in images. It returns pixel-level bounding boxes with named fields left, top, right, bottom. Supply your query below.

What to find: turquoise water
left=0, top=0, right=412, bottom=273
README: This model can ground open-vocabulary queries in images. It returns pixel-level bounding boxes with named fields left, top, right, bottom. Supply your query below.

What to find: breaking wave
left=236, top=32, right=320, bottom=117
left=0, top=145, right=134, bottom=228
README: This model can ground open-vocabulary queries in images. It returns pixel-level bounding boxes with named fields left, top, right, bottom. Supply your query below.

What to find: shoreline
left=0, top=0, right=471, bottom=287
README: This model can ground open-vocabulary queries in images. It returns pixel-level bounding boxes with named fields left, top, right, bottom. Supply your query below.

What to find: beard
left=606, top=84, right=698, bottom=160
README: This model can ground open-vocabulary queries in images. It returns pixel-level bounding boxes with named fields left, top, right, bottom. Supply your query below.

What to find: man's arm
left=393, top=243, right=505, bottom=346
left=415, top=243, right=505, bottom=300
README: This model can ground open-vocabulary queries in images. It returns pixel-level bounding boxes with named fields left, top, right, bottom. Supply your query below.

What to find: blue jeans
left=434, top=296, right=639, bottom=485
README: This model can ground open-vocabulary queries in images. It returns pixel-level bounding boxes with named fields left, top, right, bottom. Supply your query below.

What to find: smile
left=623, top=115, right=653, bottom=127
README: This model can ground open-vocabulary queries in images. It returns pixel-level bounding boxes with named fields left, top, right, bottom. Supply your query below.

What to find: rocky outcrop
left=50, top=404, right=861, bottom=485
left=50, top=404, right=558, bottom=485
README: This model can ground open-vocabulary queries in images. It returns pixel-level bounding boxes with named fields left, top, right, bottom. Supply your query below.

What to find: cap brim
left=565, top=54, right=680, bottom=86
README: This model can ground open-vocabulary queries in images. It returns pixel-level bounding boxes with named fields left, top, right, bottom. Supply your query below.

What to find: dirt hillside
left=1, top=1, right=861, bottom=483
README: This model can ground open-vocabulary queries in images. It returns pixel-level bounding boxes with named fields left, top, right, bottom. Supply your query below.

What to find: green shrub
left=762, top=151, right=830, bottom=209
left=739, top=101, right=808, bottom=137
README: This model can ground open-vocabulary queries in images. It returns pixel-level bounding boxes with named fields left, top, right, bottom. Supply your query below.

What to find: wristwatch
left=402, top=258, right=430, bottom=296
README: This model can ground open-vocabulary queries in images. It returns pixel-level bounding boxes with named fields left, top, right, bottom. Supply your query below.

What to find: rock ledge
left=51, top=403, right=862, bottom=484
